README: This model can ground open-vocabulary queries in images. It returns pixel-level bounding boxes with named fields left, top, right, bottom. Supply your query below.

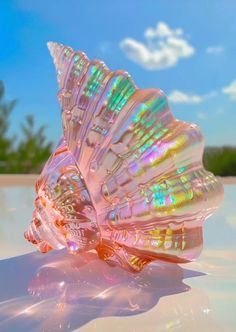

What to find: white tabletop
left=0, top=184, right=235, bottom=332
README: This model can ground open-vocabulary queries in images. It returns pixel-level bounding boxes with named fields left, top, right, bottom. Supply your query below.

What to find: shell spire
left=25, top=42, right=224, bottom=272
left=47, top=41, right=59, bottom=60
left=47, top=41, right=75, bottom=89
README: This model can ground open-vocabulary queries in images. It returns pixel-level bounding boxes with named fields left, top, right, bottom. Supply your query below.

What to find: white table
left=0, top=185, right=235, bottom=332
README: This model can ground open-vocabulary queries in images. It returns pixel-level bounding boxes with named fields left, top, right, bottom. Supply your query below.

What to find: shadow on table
left=0, top=250, right=204, bottom=332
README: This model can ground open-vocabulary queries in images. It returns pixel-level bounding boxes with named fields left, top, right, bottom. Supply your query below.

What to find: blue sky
left=1, top=0, right=236, bottom=147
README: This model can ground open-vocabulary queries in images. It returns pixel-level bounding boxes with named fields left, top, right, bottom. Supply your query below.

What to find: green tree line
left=203, top=146, right=236, bottom=176
left=0, top=80, right=235, bottom=175
left=0, top=81, right=52, bottom=173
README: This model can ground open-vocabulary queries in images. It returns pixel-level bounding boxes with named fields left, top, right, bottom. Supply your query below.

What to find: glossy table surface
left=0, top=184, right=235, bottom=332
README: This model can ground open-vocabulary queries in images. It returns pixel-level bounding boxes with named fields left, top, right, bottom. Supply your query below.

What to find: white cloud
left=168, top=90, right=218, bottom=105
left=197, top=112, right=207, bottom=120
left=144, top=22, right=183, bottom=39
left=168, top=90, right=203, bottom=104
left=206, top=45, right=224, bottom=55
left=222, top=80, right=236, bottom=100
left=120, top=22, right=195, bottom=70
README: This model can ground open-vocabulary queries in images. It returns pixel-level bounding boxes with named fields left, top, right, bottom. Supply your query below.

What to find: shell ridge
left=74, top=71, right=137, bottom=172
left=70, top=61, right=109, bottom=157
left=100, top=119, right=205, bottom=203
left=90, top=90, right=173, bottom=191
left=87, top=90, right=163, bottom=174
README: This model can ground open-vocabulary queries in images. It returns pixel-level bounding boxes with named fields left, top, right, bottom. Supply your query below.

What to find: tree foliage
left=0, top=81, right=52, bottom=174
left=203, top=146, right=236, bottom=176
left=0, top=81, right=16, bottom=163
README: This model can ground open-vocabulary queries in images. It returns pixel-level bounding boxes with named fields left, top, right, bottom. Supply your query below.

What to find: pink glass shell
left=25, top=42, right=224, bottom=272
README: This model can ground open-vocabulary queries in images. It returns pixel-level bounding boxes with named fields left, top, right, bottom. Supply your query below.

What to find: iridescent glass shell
left=25, top=42, right=224, bottom=272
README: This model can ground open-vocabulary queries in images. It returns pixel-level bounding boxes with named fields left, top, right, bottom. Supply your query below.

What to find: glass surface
left=0, top=184, right=235, bottom=332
